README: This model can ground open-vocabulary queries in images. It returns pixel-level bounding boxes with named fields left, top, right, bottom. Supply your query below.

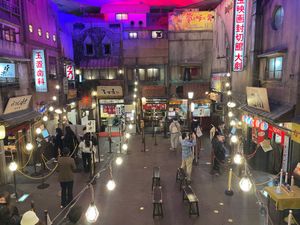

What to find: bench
left=176, top=168, right=187, bottom=190
left=182, top=185, right=199, bottom=216
left=152, top=167, right=160, bottom=190
left=153, top=186, right=163, bottom=217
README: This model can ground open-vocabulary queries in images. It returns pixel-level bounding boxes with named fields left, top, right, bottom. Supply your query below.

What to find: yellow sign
left=292, top=123, right=300, bottom=144
left=168, top=11, right=214, bottom=31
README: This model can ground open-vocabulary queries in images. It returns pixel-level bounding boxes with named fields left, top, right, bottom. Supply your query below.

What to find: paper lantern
left=260, top=122, right=269, bottom=131
left=254, top=119, right=261, bottom=128
left=0, top=125, right=5, bottom=139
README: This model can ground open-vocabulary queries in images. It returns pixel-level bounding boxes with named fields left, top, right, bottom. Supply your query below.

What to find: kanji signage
left=4, top=95, right=32, bottom=114
left=143, top=103, right=166, bottom=111
left=103, top=105, right=116, bottom=114
left=232, top=0, right=247, bottom=72
left=33, top=50, right=47, bottom=92
left=0, top=63, right=15, bottom=78
left=66, top=64, right=75, bottom=80
left=97, top=86, right=123, bottom=98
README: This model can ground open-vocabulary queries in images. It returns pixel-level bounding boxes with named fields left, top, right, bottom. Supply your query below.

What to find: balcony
left=0, top=39, right=24, bottom=58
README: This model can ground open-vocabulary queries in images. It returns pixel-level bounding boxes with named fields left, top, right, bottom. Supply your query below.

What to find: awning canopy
left=240, top=102, right=295, bottom=122
left=257, top=47, right=287, bottom=58
left=0, top=109, right=41, bottom=128
left=80, top=57, right=120, bottom=69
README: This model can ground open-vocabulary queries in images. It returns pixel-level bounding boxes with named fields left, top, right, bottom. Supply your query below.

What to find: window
left=138, top=68, right=161, bottom=81
left=129, top=32, right=138, bottom=39
left=37, top=28, right=42, bottom=37
left=267, top=56, right=283, bottom=80
left=3, top=26, right=16, bottom=42
left=151, top=30, right=163, bottom=39
left=138, top=69, right=145, bottom=81
left=182, top=67, right=201, bottom=81
left=53, top=34, right=56, bottom=42
left=116, top=13, right=128, bottom=20
left=272, top=6, right=284, bottom=30
left=28, top=24, right=33, bottom=33
left=46, top=32, right=49, bottom=39
left=48, top=56, right=57, bottom=79
left=86, top=44, right=94, bottom=55
left=103, top=44, right=111, bottom=55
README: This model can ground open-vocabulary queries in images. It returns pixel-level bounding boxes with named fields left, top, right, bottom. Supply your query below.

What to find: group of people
left=169, top=118, right=228, bottom=183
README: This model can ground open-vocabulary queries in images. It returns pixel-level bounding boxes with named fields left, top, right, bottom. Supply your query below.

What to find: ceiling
left=51, top=0, right=222, bottom=14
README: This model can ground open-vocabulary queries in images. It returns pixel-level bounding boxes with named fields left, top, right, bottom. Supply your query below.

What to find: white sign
left=33, top=49, right=48, bottom=92
left=4, top=95, right=32, bottom=114
left=282, top=136, right=290, bottom=172
left=232, top=0, right=247, bottom=72
left=0, top=63, right=15, bottom=78
left=86, top=120, right=96, bottom=133
left=97, top=86, right=123, bottom=98
left=66, top=64, right=75, bottom=80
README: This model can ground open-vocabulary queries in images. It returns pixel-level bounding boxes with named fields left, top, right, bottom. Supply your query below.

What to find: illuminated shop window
left=116, top=13, right=128, bottom=20
left=46, top=32, right=49, bottom=39
left=129, top=32, right=138, bottom=39
left=267, top=56, right=283, bottom=80
left=37, top=28, right=42, bottom=37
left=151, top=30, right=163, bottom=39
left=29, top=24, right=33, bottom=33
left=53, top=34, right=56, bottom=42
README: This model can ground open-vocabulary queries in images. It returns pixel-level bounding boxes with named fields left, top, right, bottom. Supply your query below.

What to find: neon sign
left=33, top=49, right=47, bottom=92
left=232, top=0, right=247, bottom=72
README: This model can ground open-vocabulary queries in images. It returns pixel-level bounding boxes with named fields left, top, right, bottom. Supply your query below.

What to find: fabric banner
left=268, top=125, right=285, bottom=146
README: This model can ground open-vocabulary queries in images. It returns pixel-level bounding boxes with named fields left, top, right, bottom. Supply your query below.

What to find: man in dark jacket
left=211, top=134, right=225, bottom=175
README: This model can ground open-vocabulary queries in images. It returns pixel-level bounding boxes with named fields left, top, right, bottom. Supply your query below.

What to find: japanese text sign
left=66, top=64, right=75, bottom=80
left=33, top=50, right=47, bottom=92
left=232, top=0, right=247, bottom=72
left=4, top=95, right=32, bottom=114
left=0, top=63, right=15, bottom=78
left=97, top=86, right=123, bottom=98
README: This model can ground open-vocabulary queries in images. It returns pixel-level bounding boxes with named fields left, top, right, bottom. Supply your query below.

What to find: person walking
left=194, top=122, right=203, bottom=161
left=63, top=126, right=79, bottom=158
left=78, top=135, right=95, bottom=173
left=211, top=134, right=226, bottom=176
left=180, top=132, right=196, bottom=183
left=53, top=127, right=64, bottom=160
left=58, top=147, right=76, bottom=208
left=169, top=119, right=181, bottom=151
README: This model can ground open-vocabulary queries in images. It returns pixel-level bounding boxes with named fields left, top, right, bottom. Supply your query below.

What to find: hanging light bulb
left=238, top=121, right=242, bottom=126
left=227, top=90, right=232, bottom=96
left=125, top=133, right=131, bottom=139
left=134, top=81, right=138, bottom=85
left=52, top=96, right=57, bottom=101
left=92, top=103, right=96, bottom=108
left=55, top=85, right=60, bottom=90
left=36, top=128, right=42, bottom=134
left=239, top=177, right=252, bottom=192
left=9, top=161, right=18, bottom=171
left=26, top=143, right=33, bottom=151
left=228, top=111, right=234, bottom=118
left=134, top=87, right=138, bottom=92
left=115, top=157, right=123, bottom=165
left=85, top=203, right=99, bottom=223
left=42, top=115, right=48, bottom=122
left=205, top=91, right=209, bottom=95
left=227, top=101, right=236, bottom=108
left=133, top=102, right=136, bottom=106
left=230, top=120, right=236, bottom=126
left=226, top=73, right=231, bottom=77
left=225, top=82, right=230, bottom=88
left=122, top=143, right=128, bottom=151
left=231, top=135, right=238, bottom=143
left=133, top=94, right=137, bottom=98
left=49, top=106, right=54, bottom=112
left=106, top=179, right=116, bottom=191
left=233, top=153, right=243, bottom=165
left=55, top=109, right=63, bottom=114
left=128, top=124, right=133, bottom=130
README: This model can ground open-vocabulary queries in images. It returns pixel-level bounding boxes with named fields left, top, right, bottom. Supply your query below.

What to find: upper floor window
left=37, top=28, right=42, bottom=37
left=86, top=44, right=94, bottom=55
left=103, top=44, right=111, bottom=55
left=272, top=6, right=284, bottom=30
left=129, top=32, right=138, bottom=39
left=53, top=34, right=56, bottom=42
left=151, top=30, right=163, bottom=39
left=138, top=68, right=161, bottom=81
left=46, top=32, right=49, bottom=39
left=116, top=13, right=128, bottom=20
left=3, top=26, right=16, bottom=42
left=28, top=24, right=33, bottom=33
left=182, top=67, right=201, bottom=81
left=267, top=56, right=283, bottom=80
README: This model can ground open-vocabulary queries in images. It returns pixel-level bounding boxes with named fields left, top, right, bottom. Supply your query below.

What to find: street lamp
left=187, top=92, right=194, bottom=130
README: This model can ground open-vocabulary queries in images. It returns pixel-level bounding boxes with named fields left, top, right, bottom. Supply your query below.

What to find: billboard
left=33, top=49, right=47, bottom=92
left=0, top=63, right=15, bottom=78
left=211, top=73, right=227, bottom=92
left=246, top=87, right=270, bottom=112
left=168, top=11, right=214, bottom=31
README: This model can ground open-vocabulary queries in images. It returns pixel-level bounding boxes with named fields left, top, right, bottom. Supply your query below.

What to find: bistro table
left=264, top=186, right=300, bottom=224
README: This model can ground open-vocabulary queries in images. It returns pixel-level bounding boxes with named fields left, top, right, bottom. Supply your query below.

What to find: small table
left=264, top=186, right=300, bottom=224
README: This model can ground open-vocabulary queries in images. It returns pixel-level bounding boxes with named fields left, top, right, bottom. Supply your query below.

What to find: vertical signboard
left=66, top=64, right=75, bottom=80
left=33, top=49, right=47, bottom=92
left=232, top=0, right=247, bottom=72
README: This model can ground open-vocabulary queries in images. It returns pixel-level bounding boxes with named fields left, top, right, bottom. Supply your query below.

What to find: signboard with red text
left=232, top=0, right=247, bottom=72
left=66, top=64, right=75, bottom=80
left=33, top=50, right=47, bottom=92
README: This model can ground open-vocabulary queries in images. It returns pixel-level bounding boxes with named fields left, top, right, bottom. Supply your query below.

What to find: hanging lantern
left=0, top=125, right=5, bottom=140
left=254, top=119, right=261, bottom=128
left=260, top=121, right=269, bottom=131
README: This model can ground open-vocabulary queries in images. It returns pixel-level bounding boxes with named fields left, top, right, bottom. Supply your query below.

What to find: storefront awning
left=257, top=47, right=287, bottom=58
left=240, top=102, right=295, bottom=122
left=0, top=109, right=41, bottom=128
left=80, top=58, right=120, bottom=69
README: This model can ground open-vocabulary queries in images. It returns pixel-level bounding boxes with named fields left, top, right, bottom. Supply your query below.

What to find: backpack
left=196, top=126, right=203, bottom=137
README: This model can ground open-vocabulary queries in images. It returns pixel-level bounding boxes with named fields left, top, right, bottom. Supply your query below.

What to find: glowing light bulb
left=26, top=143, right=33, bottom=151
left=125, top=133, right=131, bottom=139
left=49, top=106, right=54, bottom=112
left=92, top=103, right=96, bottom=108
left=129, top=124, right=133, bottom=130
left=9, top=161, right=18, bottom=172
left=36, top=128, right=42, bottom=134
left=55, top=85, right=60, bottom=90
left=238, top=121, right=242, bottom=126
left=106, top=180, right=116, bottom=191
left=42, top=115, right=48, bottom=122
left=55, top=109, right=62, bottom=114
left=225, top=82, right=230, bottom=88
left=227, top=101, right=236, bottom=108
left=133, top=102, right=136, bottom=106
left=134, top=88, right=137, bottom=92
left=85, top=203, right=99, bottom=223
left=239, top=177, right=252, bottom=192
left=52, top=96, right=57, bottom=101
left=133, top=94, right=137, bottom=98
left=226, top=73, right=231, bottom=77
left=231, top=135, right=238, bottom=143
left=228, top=111, right=234, bottom=118
left=205, top=91, right=209, bottom=95
left=91, top=91, right=97, bottom=97
left=227, top=90, right=232, bottom=96
left=122, top=144, right=128, bottom=151
left=233, top=153, right=243, bottom=165
left=230, top=120, right=236, bottom=126
left=115, top=157, right=123, bottom=165
left=134, top=81, right=138, bottom=85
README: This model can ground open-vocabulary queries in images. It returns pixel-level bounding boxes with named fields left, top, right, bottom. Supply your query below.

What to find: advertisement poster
left=246, top=87, right=270, bottom=112
left=4, top=95, right=32, bottom=114
left=211, top=73, right=227, bottom=92
left=0, top=63, right=15, bottom=78
left=168, top=11, right=214, bottom=31
left=33, top=49, right=47, bottom=92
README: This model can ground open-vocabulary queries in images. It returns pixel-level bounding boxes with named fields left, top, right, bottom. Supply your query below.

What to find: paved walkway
left=2, top=133, right=273, bottom=225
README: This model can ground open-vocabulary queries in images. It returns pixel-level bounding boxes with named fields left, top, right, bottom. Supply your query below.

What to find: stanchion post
left=13, top=171, right=18, bottom=199
left=154, top=129, right=157, bottom=146
left=31, top=200, right=35, bottom=211
left=44, top=210, right=48, bottom=225
left=225, top=168, right=234, bottom=196
left=108, top=137, right=112, bottom=153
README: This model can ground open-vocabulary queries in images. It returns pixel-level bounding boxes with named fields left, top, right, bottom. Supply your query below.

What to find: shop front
left=142, top=98, right=167, bottom=130
left=192, top=99, right=212, bottom=131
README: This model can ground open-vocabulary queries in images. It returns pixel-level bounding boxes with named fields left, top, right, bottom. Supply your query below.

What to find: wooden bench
left=153, top=186, right=163, bottom=217
left=152, top=167, right=160, bottom=190
left=176, top=168, right=187, bottom=190
left=182, top=185, right=199, bottom=216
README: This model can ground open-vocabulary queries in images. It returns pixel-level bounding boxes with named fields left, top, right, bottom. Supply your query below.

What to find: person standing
left=63, top=126, right=79, bottom=158
left=211, top=134, right=225, bottom=175
left=53, top=128, right=64, bottom=160
left=78, top=135, right=95, bottom=173
left=58, top=147, right=76, bottom=208
left=169, top=119, right=181, bottom=150
left=194, top=123, right=203, bottom=161
left=180, top=132, right=196, bottom=183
